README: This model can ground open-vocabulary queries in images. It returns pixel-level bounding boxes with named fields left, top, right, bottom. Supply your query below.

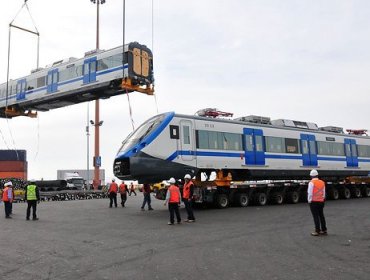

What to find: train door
left=16, top=79, right=26, bottom=100
left=243, top=128, right=265, bottom=165
left=83, top=57, right=97, bottom=84
left=300, top=134, right=318, bottom=166
left=180, top=120, right=195, bottom=162
left=47, top=69, right=59, bottom=93
left=344, top=139, right=358, bottom=167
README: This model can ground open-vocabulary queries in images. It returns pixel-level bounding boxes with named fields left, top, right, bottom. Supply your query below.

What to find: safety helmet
left=184, top=174, right=191, bottom=179
left=112, top=179, right=115, bottom=182
left=310, top=169, right=319, bottom=177
left=168, top=177, right=176, bottom=184
left=4, top=181, right=12, bottom=187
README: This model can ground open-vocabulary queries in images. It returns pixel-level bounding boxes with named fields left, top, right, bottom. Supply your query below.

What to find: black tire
left=362, top=187, right=370, bottom=197
left=254, top=192, right=267, bottom=206
left=351, top=188, right=361, bottom=198
left=329, top=188, right=339, bottom=200
left=238, top=193, right=249, bottom=207
left=287, top=191, right=300, bottom=204
left=271, top=192, right=284, bottom=205
left=340, top=187, right=351, bottom=199
left=215, top=194, right=229, bottom=208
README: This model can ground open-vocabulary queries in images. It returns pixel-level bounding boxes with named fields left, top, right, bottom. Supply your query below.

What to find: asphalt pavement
left=0, top=194, right=369, bottom=280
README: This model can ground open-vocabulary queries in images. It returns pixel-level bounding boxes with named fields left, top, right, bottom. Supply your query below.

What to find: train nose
left=113, top=158, right=131, bottom=178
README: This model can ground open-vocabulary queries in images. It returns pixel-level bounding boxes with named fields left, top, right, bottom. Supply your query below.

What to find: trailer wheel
left=215, top=194, right=229, bottom=208
left=362, top=187, right=370, bottom=197
left=329, top=188, right=339, bottom=200
left=340, top=187, right=351, bottom=199
left=271, top=192, right=284, bottom=205
left=352, top=188, right=361, bottom=198
left=238, top=193, right=249, bottom=207
left=255, top=192, right=267, bottom=206
left=287, top=191, right=299, bottom=204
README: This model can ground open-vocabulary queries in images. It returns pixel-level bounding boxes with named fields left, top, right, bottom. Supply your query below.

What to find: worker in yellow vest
left=25, top=179, right=40, bottom=221
left=307, top=170, right=327, bottom=236
left=2, top=181, right=14, bottom=219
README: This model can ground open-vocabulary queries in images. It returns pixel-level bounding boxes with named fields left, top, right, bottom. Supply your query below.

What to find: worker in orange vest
left=108, top=179, right=118, bottom=208
left=307, top=169, right=327, bottom=236
left=2, top=181, right=14, bottom=219
left=183, top=174, right=195, bottom=222
left=119, top=181, right=128, bottom=207
left=164, top=178, right=181, bottom=225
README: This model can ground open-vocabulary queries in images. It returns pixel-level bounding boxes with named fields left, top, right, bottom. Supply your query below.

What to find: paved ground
left=0, top=194, right=369, bottom=280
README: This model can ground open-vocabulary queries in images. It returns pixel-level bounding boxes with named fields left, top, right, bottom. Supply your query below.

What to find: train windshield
left=118, top=113, right=167, bottom=153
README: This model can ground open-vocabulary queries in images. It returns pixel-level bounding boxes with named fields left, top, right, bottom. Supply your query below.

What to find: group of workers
left=2, top=179, right=40, bottom=220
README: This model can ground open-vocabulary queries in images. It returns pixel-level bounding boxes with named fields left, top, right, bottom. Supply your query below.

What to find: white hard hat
left=310, top=169, right=319, bottom=177
left=4, top=181, right=12, bottom=187
left=168, top=177, right=176, bottom=184
left=112, top=178, right=115, bottom=182
left=184, top=174, right=191, bottom=179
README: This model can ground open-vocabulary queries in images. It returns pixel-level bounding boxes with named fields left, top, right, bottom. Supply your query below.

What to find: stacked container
left=0, top=150, right=27, bottom=180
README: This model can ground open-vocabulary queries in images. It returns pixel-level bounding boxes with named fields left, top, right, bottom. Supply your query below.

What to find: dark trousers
left=141, top=193, right=152, bottom=209
left=310, top=202, right=327, bottom=232
left=109, top=193, right=117, bottom=207
left=183, top=199, right=195, bottom=220
left=120, top=193, right=127, bottom=207
left=129, top=190, right=136, bottom=196
left=26, top=200, right=37, bottom=219
left=168, top=203, right=181, bottom=224
left=4, top=201, right=11, bottom=217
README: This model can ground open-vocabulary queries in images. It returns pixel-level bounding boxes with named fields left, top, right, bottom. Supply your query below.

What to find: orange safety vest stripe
left=2, top=187, right=9, bottom=202
left=169, top=185, right=180, bottom=203
left=312, top=179, right=325, bottom=202
left=119, top=184, right=127, bottom=193
left=109, top=183, right=118, bottom=193
left=183, top=181, right=193, bottom=199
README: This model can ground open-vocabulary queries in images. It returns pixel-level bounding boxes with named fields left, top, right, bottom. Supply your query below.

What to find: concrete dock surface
left=1, top=195, right=369, bottom=280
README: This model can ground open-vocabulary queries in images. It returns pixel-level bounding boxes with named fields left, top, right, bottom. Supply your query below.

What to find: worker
left=129, top=182, right=137, bottom=196
left=307, top=169, right=327, bottom=236
left=25, top=179, right=40, bottom=221
left=2, top=181, right=14, bottom=219
left=183, top=174, right=196, bottom=222
left=164, top=178, right=181, bottom=225
left=119, top=181, right=128, bottom=207
left=108, top=179, right=118, bottom=208
left=141, top=183, right=154, bottom=211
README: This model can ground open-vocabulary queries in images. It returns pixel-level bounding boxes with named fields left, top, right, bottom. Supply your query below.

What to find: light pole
left=90, top=0, right=106, bottom=189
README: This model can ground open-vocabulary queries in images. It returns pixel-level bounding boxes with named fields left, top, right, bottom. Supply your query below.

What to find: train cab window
left=182, top=126, right=190, bottom=144
left=285, top=138, right=300, bottom=154
left=265, top=136, right=285, bottom=153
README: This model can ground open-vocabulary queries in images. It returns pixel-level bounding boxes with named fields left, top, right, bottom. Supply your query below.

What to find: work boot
left=33, top=217, right=39, bottom=221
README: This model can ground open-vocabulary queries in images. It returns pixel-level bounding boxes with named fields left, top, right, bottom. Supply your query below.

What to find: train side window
left=285, top=138, right=300, bottom=154
left=358, top=145, right=370, bottom=157
left=170, top=125, right=179, bottom=139
left=265, top=136, right=285, bottom=153
left=183, top=126, right=190, bottom=144
left=224, top=133, right=243, bottom=150
left=196, top=130, right=209, bottom=149
left=37, top=76, right=45, bottom=87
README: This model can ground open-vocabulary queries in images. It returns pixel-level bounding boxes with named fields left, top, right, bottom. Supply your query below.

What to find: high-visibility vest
left=311, top=179, right=325, bottom=202
left=119, top=184, right=127, bottom=194
left=169, top=185, right=180, bottom=203
left=183, top=181, right=193, bottom=199
left=2, top=187, right=10, bottom=202
left=26, top=185, right=37, bottom=200
left=109, top=183, right=118, bottom=193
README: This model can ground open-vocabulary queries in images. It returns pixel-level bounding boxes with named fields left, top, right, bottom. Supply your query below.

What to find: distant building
left=57, top=169, right=105, bottom=187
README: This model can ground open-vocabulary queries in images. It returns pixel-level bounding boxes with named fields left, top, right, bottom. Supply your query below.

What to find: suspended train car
left=0, top=42, right=153, bottom=118
left=113, top=112, right=370, bottom=183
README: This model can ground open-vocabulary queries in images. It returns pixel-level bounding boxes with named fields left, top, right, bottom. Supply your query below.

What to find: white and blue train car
left=0, top=42, right=153, bottom=117
left=114, top=112, right=370, bottom=183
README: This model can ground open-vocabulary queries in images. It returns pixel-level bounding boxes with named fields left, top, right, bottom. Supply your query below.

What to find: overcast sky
left=1, top=0, right=370, bottom=182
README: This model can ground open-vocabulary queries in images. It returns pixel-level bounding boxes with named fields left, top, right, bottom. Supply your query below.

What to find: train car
left=113, top=111, right=370, bottom=207
left=0, top=42, right=153, bottom=118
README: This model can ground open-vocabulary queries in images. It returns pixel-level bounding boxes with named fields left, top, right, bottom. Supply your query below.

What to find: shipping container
left=0, top=171, right=27, bottom=180
left=0, top=161, right=27, bottom=172
left=0, top=150, right=27, bottom=161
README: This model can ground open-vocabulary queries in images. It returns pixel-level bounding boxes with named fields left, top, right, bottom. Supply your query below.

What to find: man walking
left=108, top=179, right=118, bottom=208
left=182, top=174, right=195, bottom=222
left=164, top=178, right=181, bottom=225
left=129, top=182, right=137, bottom=196
left=119, top=181, right=128, bottom=207
left=141, top=184, right=154, bottom=211
left=308, top=169, right=327, bottom=236
left=25, top=179, right=40, bottom=221
left=2, top=181, right=14, bottom=219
